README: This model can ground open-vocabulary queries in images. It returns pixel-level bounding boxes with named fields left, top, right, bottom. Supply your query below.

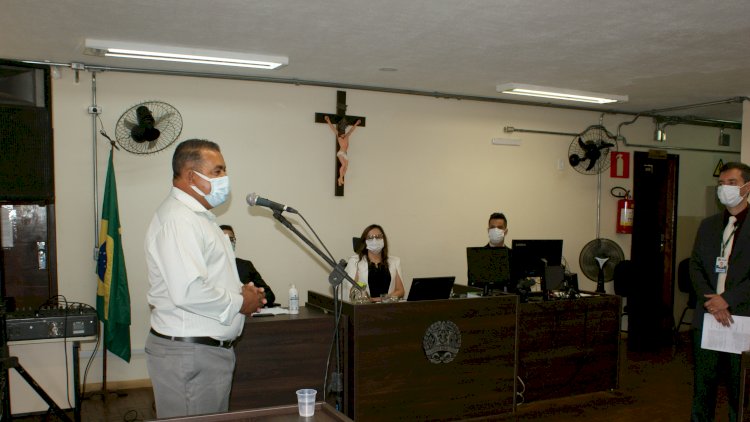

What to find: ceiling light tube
left=84, top=39, right=288, bottom=70
left=496, top=83, right=628, bottom=104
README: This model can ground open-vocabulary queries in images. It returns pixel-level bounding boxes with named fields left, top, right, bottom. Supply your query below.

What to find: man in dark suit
left=220, top=225, right=276, bottom=306
left=690, top=162, right=750, bottom=422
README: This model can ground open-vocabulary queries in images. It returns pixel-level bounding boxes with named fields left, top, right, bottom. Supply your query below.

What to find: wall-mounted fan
left=115, top=101, right=182, bottom=154
left=568, top=125, right=617, bottom=175
left=579, top=238, right=625, bottom=293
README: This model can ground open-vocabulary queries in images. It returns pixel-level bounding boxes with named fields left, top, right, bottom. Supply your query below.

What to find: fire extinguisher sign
left=611, top=152, right=630, bottom=178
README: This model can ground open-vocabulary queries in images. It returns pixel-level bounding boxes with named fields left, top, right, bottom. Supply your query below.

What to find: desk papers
left=256, top=307, right=290, bottom=315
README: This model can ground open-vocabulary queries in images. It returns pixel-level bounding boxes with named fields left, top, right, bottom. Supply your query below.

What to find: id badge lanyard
left=716, top=225, right=738, bottom=273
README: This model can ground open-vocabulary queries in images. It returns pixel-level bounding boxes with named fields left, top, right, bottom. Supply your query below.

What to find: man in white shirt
left=144, top=139, right=265, bottom=418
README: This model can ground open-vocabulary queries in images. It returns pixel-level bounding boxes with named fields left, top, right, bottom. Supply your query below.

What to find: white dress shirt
left=145, top=187, right=244, bottom=341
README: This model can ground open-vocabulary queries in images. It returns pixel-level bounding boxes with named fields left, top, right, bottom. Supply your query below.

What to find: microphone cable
left=297, top=212, right=336, bottom=263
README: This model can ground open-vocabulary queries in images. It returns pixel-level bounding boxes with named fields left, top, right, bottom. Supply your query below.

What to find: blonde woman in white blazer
left=343, top=224, right=405, bottom=301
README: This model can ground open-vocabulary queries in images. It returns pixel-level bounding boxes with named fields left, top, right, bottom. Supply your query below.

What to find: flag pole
left=102, top=328, right=108, bottom=396
left=88, top=143, right=129, bottom=402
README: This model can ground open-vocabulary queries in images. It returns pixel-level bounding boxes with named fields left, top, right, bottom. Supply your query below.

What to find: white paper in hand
left=701, top=314, right=750, bottom=354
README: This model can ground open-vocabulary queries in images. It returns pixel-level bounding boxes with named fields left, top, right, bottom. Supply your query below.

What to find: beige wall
left=17, top=68, right=740, bottom=406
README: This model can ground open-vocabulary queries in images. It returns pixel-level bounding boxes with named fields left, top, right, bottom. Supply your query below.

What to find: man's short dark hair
left=488, top=212, right=507, bottom=225
left=720, top=162, right=750, bottom=183
left=172, top=139, right=221, bottom=180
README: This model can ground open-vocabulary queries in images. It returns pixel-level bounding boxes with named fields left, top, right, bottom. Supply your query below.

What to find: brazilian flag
left=96, top=149, right=131, bottom=362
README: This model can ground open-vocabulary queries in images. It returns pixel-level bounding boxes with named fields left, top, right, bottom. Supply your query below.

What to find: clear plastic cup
left=296, top=388, right=317, bottom=417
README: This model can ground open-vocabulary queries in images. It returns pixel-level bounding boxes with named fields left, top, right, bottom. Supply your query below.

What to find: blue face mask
left=191, top=170, right=230, bottom=208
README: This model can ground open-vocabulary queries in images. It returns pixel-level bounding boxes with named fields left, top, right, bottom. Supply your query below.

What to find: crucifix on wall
left=315, top=91, right=366, bottom=196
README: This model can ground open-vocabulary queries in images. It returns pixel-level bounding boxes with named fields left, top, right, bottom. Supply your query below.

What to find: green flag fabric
left=96, top=149, right=131, bottom=362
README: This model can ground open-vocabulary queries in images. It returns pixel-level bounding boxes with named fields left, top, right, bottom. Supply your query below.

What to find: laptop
left=407, top=276, right=456, bottom=302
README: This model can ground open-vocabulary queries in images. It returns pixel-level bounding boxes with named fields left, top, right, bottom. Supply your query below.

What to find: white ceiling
left=3, top=0, right=750, bottom=121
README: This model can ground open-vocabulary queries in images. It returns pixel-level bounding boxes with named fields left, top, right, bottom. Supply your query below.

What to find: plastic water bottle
left=289, top=284, right=299, bottom=314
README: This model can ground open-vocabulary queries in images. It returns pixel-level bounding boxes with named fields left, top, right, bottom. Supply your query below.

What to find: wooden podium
left=307, top=292, right=518, bottom=421
left=230, top=307, right=335, bottom=410
left=153, top=402, right=351, bottom=421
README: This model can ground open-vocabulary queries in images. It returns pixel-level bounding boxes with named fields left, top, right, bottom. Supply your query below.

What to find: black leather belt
left=150, top=328, right=237, bottom=349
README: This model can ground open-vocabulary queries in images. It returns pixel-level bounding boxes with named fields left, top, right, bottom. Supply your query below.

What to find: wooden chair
left=675, top=258, right=696, bottom=335
left=613, top=260, right=632, bottom=332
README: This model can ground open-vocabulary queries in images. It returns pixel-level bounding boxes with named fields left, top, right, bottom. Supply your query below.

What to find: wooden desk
left=308, top=291, right=518, bottom=421
left=229, top=307, right=335, bottom=410
left=228, top=291, right=619, bottom=417
left=517, top=294, right=621, bottom=402
left=153, top=402, right=351, bottom=421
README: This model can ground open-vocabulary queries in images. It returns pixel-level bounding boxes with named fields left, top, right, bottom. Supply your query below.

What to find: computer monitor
left=407, top=277, right=456, bottom=302
left=466, top=247, right=511, bottom=295
left=511, top=239, right=563, bottom=281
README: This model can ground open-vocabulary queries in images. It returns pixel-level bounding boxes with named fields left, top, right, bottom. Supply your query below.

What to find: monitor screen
left=511, top=239, right=563, bottom=280
left=466, top=247, right=511, bottom=292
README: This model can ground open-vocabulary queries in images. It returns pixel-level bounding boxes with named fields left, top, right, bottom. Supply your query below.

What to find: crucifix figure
left=315, top=91, right=366, bottom=196
left=324, top=115, right=360, bottom=187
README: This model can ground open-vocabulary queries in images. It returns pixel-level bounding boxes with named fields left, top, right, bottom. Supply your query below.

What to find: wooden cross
left=315, top=90, right=366, bottom=196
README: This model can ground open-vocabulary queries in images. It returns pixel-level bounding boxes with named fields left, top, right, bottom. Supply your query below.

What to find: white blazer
left=341, top=254, right=403, bottom=301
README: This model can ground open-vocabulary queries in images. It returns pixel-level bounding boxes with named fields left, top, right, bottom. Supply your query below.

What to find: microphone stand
left=271, top=211, right=363, bottom=412
left=271, top=211, right=361, bottom=292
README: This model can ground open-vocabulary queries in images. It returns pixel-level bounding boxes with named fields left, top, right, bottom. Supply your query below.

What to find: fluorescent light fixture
left=84, top=39, right=287, bottom=70
left=496, top=83, right=627, bottom=104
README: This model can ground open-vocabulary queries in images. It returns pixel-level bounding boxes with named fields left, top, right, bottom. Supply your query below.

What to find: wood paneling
left=153, top=402, right=350, bottom=421
left=309, top=292, right=518, bottom=422
left=229, top=307, right=335, bottom=410
left=517, top=295, right=621, bottom=402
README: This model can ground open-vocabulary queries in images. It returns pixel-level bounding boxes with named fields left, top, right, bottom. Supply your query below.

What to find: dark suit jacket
left=235, top=257, right=276, bottom=307
left=690, top=211, right=750, bottom=329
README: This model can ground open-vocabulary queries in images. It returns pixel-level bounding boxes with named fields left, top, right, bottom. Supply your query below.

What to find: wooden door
left=628, top=151, right=679, bottom=351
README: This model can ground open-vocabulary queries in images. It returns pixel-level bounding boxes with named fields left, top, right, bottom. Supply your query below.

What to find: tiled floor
left=9, top=332, right=735, bottom=421
left=80, top=389, right=156, bottom=422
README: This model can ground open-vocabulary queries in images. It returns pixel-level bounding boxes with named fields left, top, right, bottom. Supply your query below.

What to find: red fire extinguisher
left=612, top=187, right=634, bottom=234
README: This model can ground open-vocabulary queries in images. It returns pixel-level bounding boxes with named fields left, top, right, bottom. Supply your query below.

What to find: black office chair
left=352, top=236, right=363, bottom=253
left=675, top=258, right=696, bottom=334
left=613, top=260, right=632, bottom=332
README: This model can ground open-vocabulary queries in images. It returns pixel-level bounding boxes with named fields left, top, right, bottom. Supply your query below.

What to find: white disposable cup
left=296, top=388, right=317, bottom=417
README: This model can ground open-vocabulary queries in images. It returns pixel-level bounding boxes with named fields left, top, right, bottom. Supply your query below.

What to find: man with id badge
left=689, top=162, right=750, bottom=422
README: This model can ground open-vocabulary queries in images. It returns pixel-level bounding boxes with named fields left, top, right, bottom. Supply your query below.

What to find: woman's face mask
left=366, top=238, right=385, bottom=254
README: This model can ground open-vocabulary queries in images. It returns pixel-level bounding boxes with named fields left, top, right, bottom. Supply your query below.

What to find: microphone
left=246, top=193, right=298, bottom=214
left=517, top=278, right=536, bottom=290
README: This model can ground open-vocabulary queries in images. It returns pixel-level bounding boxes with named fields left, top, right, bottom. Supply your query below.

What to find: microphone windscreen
left=246, top=193, right=259, bottom=206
